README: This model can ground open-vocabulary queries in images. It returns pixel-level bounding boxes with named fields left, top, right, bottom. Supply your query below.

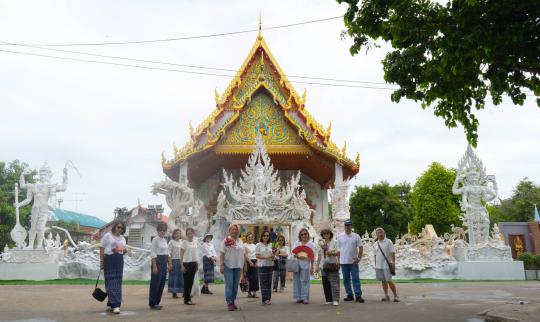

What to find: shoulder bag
left=377, top=241, right=396, bottom=276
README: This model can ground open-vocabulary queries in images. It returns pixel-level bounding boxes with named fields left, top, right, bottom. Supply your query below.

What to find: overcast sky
left=1, top=1, right=538, bottom=222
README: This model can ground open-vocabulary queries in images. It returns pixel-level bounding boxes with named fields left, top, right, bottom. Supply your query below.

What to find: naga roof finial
left=258, top=12, right=263, bottom=39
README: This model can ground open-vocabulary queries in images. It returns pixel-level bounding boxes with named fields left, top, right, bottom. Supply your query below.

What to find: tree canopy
left=0, top=160, right=36, bottom=248
left=409, top=162, right=461, bottom=235
left=338, top=0, right=539, bottom=146
left=488, top=178, right=540, bottom=222
left=349, top=181, right=412, bottom=241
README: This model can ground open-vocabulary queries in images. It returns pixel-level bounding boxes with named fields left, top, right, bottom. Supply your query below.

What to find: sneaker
left=356, top=297, right=365, bottom=303
left=106, top=306, right=113, bottom=312
left=381, top=295, right=390, bottom=302
left=280, top=287, right=285, bottom=292
left=325, top=301, right=332, bottom=305
left=232, top=302, right=238, bottom=310
left=333, top=301, right=339, bottom=306
left=227, top=304, right=235, bottom=311
left=112, top=307, right=120, bottom=314
left=150, top=305, right=163, bottom=310
left=273, top=288, right=278, bottom=292
left=296, top=299, right=304, bottom=304
left=393, top=296, right=400, bottom=302
left=344, top=295, right=354, bottom=302
left=302, top=300, right=309, bottom=304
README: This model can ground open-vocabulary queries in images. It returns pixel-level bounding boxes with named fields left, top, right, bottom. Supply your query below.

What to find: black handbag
left=323, top=262, right=340, bottom=272
left=92, top=270, right=108, bottom=302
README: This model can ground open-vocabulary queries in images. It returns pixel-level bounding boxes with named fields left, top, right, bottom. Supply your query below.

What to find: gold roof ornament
left=355, top=152, right=360, bottom=166
left=326, top=121, right=332, bottom=137
left=301, top=89, right=307, bottom=104
left=214, top=87, right=221, bottom=105
left=173, top=142, right=179, bottom=156
left=341, top=141, right=347, bottom=157
left=161, top=151, right=166, bottom=165
left=188, top=121, right=194, bottom=139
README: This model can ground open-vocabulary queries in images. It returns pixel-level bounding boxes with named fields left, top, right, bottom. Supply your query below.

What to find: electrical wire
left=0, top=16, right=343, bottom=47
left=0, top=48, right=399, bottom=90
left=0, top=40, right=388, bottom=85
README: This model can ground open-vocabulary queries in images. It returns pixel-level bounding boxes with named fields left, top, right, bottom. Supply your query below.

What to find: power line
left=0, top=16, right=343, bottom=47
left=0, top=48, right=398, bottom=90
left=0, top=48, right=535, bottom=96
left=0, top=40, right=389, bottom=85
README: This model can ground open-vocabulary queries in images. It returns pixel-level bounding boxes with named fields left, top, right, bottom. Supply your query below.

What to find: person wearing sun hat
left=337, top=219, right=365, bottom=303
left=316, top=228, right=340, bottom=306
left=201, top=233, right=216, bottom=295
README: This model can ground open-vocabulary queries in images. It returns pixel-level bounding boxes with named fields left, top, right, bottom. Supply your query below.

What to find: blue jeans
left=341, top=263, right=362, bottom=298
left=224, top=266, right=241, bottom=304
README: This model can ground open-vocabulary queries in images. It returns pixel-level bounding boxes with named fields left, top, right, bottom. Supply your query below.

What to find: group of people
left=99, top=222, right=217, bottom=314
left=98, top=219, right=399, bottom=313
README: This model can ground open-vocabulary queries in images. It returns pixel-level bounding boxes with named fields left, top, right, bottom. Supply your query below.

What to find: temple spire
left=258, top=12, right=263, bottom=39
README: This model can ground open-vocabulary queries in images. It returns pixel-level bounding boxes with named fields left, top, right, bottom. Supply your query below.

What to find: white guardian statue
left=452, top=145, right=497, bottom=247
left=15, top=162, right=68, bottom=249
left=151, top=179, right=194, bottom=233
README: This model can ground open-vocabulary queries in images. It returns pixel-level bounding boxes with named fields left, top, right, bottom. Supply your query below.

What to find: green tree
left=488, top=178, right=540, bottom=222
left=54, top=219, right=80, bottom=233
left=349, top=181, right=412, bottom=241
left=0, top=160, right=36, bottom=248
left=337, top=0, right=539, bottom=146
left=409, top=162, right=461, bottom=235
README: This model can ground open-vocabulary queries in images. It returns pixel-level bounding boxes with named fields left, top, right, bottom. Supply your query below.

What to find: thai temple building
left=161, top=27, right=359, bottom=237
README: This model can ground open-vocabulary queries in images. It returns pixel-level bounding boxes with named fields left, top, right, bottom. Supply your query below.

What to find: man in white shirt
left=337, top=220, right=364, bottom=303
left=373, top=227, right=399, bottom=302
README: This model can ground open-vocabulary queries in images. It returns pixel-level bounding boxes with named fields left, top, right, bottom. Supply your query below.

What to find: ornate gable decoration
left=162, top=31, right=359, bottom=172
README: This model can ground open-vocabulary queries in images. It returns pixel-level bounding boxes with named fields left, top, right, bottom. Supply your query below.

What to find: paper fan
left=292, top=245, right=314, bottom=260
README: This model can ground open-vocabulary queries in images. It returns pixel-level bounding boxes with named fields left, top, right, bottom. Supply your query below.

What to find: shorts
left=375, top=268, right=393, bottom=281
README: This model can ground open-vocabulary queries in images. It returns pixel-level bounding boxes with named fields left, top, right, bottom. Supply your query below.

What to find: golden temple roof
left=162, top=30, right=359, bottom=178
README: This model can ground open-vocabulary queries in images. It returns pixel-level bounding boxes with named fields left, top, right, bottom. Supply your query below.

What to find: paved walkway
left=0, top=281, right=539, bottom=322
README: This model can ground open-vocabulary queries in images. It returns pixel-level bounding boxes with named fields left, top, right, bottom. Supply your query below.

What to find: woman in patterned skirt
left=201, top=234, right=217, bottom=295
left=167, top=229, right=184, bottom=298
left=244, top=232, right=259, bottom=298
left=149, top=222, right=171, bottom=310
left=100, top=221, right=130, bottom=314
left=316, top=228, right=340, bottom=306
left=256, top=230, right=275, bottom=305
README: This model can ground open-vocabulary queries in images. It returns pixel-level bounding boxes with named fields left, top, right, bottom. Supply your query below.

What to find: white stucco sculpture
left=452, top=145, right=511, bottom=261
left=151, top=179, right=194, bottom=233
left=221, top=133, right=313, bottom=225
left=452, top=145, right=497, bottom=247
left=14, top=162, right=68, bottom=249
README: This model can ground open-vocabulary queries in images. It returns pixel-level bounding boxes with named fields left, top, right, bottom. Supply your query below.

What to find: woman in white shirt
left=167, top=228, right=184, bottom=299
left=316, top=228, right=340, bottom=306
left=201, top=234, right=217, bottom=295
left=272, top=234, right=289, bottom=292
left=99, top=221, right=129, bottom=314
left=244, top=232, right=259, bottom=298
left=292, top=228, right=315, bottom=304
left=219, top=224, right=245, bottom=311
left=256, top=230, right=275, bottom=305
left=180, top=227, right=198, bottom=305
left=149, top=222, right=171, bottom=310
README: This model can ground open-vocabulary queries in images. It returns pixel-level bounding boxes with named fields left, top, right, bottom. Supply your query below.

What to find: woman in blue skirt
left=100, top=221, right=130, bottom=314
left=168, top=228, right=184, bottom=298
left=149, top=223, right=171, bottom=310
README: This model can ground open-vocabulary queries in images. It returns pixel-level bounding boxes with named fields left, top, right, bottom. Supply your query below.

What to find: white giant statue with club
left=14, top=162, right=69, bottom=249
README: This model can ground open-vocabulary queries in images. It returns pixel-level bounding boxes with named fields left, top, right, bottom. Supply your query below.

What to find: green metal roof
left=51, top=208, right=107, bottom=229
